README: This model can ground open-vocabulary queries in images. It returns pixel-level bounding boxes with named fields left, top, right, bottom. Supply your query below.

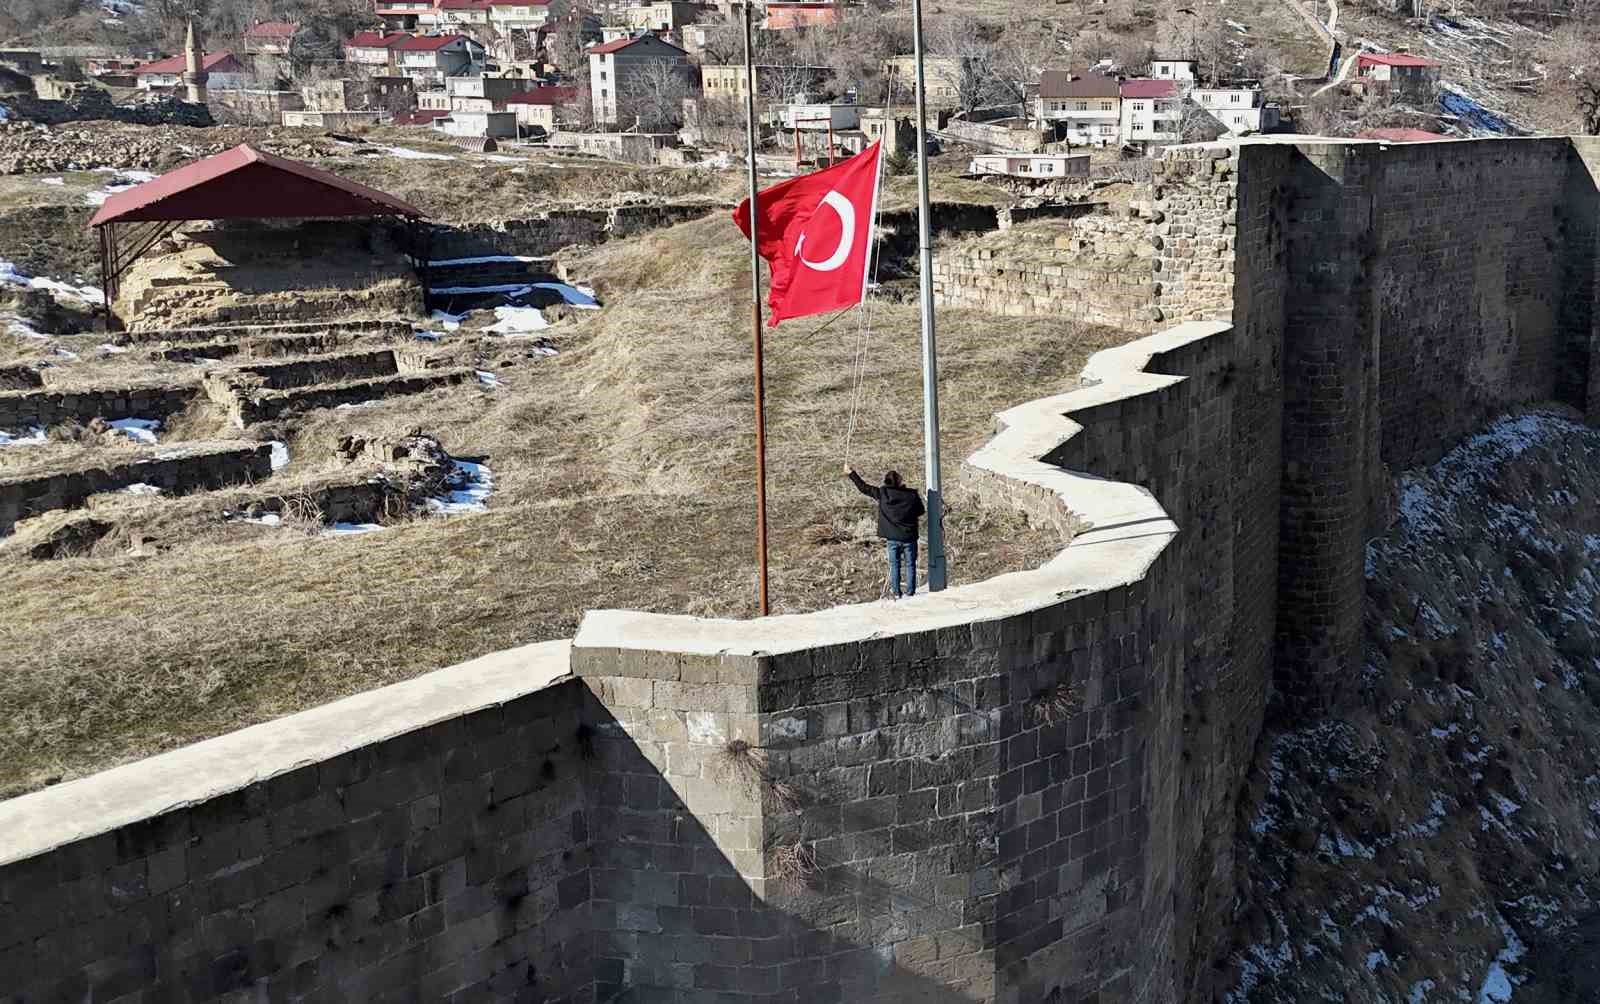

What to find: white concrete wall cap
left=0, top=641, right=573, bottom=867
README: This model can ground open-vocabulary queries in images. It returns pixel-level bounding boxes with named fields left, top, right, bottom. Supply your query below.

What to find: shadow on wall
left=582, top=694, right=983, bottom=1003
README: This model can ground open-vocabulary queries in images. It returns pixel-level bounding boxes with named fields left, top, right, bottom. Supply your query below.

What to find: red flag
left=733, top=141, right=882, bottom=327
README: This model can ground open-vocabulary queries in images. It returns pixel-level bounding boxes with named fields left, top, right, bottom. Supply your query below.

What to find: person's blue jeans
left=886, top=539, right=918, bottom=598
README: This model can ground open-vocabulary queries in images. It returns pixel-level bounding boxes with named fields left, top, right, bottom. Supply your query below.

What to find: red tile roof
left=1119, top=78, right=1178, bottom=99
left=394, top=109, right=452, bottom=125
left=244, top=20, right=299, bottom=38
left=1359, top=127, right=1449, bottom=142
left=589, top=35, right=684, bottom=55
left=88, top=144, right=424, bottom=228
left=437, top=0, right=492, bottom=8
left=1358, top=52, right=1441, bottom=68
left=134, top=51, right=244, bottom=76
left=346, top=31, right=412, bottom=49
left=504, top=85, right=578, bottom=105
left=393, top=33, right=472, bottom=51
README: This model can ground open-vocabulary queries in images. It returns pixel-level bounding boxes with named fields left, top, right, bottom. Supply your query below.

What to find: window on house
left=1159, top=65, right=1170, bottom=75
left=1099, top=124, right=1113, bottom=135
left=600, top=71, right=607, bottom=81
left=1101, top=101, right=1112, bottom=110
left=1231, top=93, right=1240, bottom=103
left=1075, top=100, right=1087, bottom=110
left=1135, top=122, right=1145, bottom=132
left=1133, top=101, right=1145, bottom=111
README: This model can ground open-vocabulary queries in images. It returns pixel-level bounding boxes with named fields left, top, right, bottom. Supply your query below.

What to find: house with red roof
left=392, top=33, right=485, bottom=85
left=373, top=0, right=551, bottom=33
left=134, top=51, right=251, bottom=92
left=587, top=33, right=690, bottom=127
left=242, top=20, right=299, bottom=56
left=764, top=1, right=847, bottom=29
left=1119, top=78, right=1181, bottom=149
left=1355, top=51, right=1442, bottom=100
left=503, top=85, right=578, bottom=135
left=345, top=31, right=413, bottom=69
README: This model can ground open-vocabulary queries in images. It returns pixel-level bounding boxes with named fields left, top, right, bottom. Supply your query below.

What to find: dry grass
left=0, top=208, right=1138, bottom=798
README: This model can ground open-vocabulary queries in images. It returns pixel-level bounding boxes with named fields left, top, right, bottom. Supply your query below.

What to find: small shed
left=87, top=144, right=427, bottom=327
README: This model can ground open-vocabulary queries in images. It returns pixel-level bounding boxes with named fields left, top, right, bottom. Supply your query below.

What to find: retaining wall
left=3, top=137, right=1600, bottom=1003
left=230, top=370, right=474, bottom=425
left=0, top=442, right=273, bottom=535
left=0, top=382, right=198, bottom=432
left=427, top=204, right=721, bottom=262
left=216, top=349, right=402, bottom=391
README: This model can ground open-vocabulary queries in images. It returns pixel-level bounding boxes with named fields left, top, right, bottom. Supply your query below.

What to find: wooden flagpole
left=742, top=2, right=771, bottom=617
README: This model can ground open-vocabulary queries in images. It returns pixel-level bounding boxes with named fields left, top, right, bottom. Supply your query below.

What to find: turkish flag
left=733, top=141, right=883, bottom=327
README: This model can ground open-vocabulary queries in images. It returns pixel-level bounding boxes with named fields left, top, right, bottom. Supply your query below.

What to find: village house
left=765, top=1, right=847, bottom=29
left=0, top=50, right=46, bottom=74
left=437, top=108, right=518, bottom=138
left=1355, top=52, right=1442, bottom=100
left=504, top=85, right=578, bottom=135
left=375, top=0, right=433, bottom=31
left=1037, top=71, right=1120, bottom=147
left=1150, top=58, right=1196, bottom=82
left=345, top=31, right=413, bottom=69
left=587, top=34, right=692, bottom=127
left=701, top=63, right=830, bottom=104
left=625, top=1, right=707, bottom=32
left=860, top=107, right=917, bottom=157
left=241, top=21, right=298, bottom=56
left=134, top=51, right=252, bottom=92
left=969, top=152, right=1090, bottom=180
left=1190, top=85, right=1279, bottom=135
left=1119, top=77, right=1182, bottom=149
left=302, top=76, right=416, bottom=115
left=393, top=34, right=484, bottom=85
left=881, top=54, right=962, bottom=107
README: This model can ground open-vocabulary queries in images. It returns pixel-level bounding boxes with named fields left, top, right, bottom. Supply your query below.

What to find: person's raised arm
left=845, top=466, right=881, bottom=500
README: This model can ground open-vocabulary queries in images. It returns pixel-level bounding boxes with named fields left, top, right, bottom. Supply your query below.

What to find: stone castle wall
left=0, top=382, right=198, bottom=432
left=2, top=137, right=1599, bottom=1003
left=0, top=442, right=273, bottom=536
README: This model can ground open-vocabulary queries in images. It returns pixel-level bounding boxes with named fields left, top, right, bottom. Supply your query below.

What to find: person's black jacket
left=850, top=472, right=924, bottom=543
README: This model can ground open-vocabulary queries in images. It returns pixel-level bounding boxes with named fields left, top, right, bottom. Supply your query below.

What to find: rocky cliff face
left=1225, top=408, right=1600, bottom=1002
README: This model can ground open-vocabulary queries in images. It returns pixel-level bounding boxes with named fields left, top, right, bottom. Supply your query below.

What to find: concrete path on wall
left=1314, top=50, right=1360, bottom=97
left=0, top=640, right=572, bottom=867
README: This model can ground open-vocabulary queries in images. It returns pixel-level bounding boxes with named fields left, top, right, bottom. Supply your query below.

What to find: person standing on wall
left=845, top=465, right=926, bottom=599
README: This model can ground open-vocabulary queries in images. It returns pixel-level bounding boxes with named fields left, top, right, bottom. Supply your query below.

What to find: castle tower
left=182, top=18, right=208, bottom=104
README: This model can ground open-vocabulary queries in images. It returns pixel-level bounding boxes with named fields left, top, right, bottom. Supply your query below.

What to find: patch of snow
left=1477, top=913, right=1526, bottom=1002
left=1410, top=979, right=1437, bottom=1003
left=1366, top=949, right=1390, bottom=971
left=531, top=281, right=601, bottom=308
left=429, top=282, right=538, bottom=296
left=40, top=177, right=64, bottom=186
left=325, top=521, right=385, bottom=535
left=429, top=309, right=465, bottom=331
left=380, top=145, right=454, bottom=161
left=481, top=154, right=524, bottom=164
left=119, top=483, right=161, bottom=496
left=427, top=460, right=494, bottom=514
left=486, top=305, right=549, bottom=334
left=84, top=170, right=156, bottom=207
left=415, top=330, right=443, bottom=342
left=108, top=418, right=160, bottom=445
left=334, top=401, right=378, bottom=411
left=426, top=254, right=545, bottom=267
left=0, top=426, right=47, bottom=447
left=52, top=346, right=79, bottom=360
left=9, top=318, right=47, bottom=339
left=269, top=441, right=289, bottom=471
left=476, top=370, right=502, bottom=388
left=0, top=259, right=104, bottom=304
left=244, top=513, right=282, bottom=527
left=99, top=343, right=127, bottom=354
left=1491, top=793, right=1521, bottom=818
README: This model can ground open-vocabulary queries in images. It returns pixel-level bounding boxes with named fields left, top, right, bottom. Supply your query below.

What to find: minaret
left=182, top=18, right=208, bottom=104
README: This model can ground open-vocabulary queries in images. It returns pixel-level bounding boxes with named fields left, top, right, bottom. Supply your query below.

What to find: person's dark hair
left=883, top=470, right=903, bottom=489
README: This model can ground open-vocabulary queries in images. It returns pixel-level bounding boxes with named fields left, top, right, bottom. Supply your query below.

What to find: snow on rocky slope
left=1226, top=408, right=1600, bottom=1002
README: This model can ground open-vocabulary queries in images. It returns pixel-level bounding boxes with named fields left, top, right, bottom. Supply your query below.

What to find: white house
left=1150, top=58, right=1196, bottom=82
left=393, top=34, right=484, bottom=85
left=438, top=109, right=518, bottom=138
left=1119, top=78, right=1182, bottom=148
left=587, top=34, right=691, bottom=128
left=1189, top=86, right=1280, bottom=135
left=344, top=31, right=411, bottom=68
left=969, top=152, right=1090, bottom=179
left=780, top=99, right=859, bottom=132
left=134, top=51, right=252, bottom=91
left=488, top=0, right=551, bottom=32
left=1036, top=70, right=1121, bottom=147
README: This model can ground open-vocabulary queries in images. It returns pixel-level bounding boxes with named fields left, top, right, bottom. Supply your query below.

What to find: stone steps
left=226, top=369, right=475, bottom=425
left=0, top=442, right=274, bottom=536
left=124, top=318, right=417, bottom=346
left=212, top=349, right=403, bottom=392
left=0, top=382, right=199, bottom=432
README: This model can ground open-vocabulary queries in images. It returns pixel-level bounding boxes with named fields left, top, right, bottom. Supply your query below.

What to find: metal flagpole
left=910, top=0, right=948, bottom=591
left=743, top=2, right=771, bottom=616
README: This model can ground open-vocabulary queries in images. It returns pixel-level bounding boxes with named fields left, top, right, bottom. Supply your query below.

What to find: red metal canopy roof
left=134, top=50, right=243, bottom=76
left=87, top=145, right=425, bottom=228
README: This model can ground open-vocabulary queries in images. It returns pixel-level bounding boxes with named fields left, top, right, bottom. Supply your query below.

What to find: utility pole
left=742, top=1, right=771, bottom=616
left=910, top=0, right=948, bottom=592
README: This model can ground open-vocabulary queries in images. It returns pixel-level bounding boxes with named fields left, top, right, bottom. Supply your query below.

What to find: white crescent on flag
left=794, top=190, right=856, bottom=273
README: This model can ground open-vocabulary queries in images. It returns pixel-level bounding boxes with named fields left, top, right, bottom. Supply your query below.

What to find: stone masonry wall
left=0, top=645, right=591, bottom=1001
left=0, top=382, right=198, bottom=432
left=931, top=213, right=1158, bottom=333
left=0, top=442, right=273, bottom=537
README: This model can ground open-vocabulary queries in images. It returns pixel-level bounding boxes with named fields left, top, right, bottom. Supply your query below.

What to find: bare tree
left=1580, top=79, right=1600, bottom=135
left=930, top=14, right=1005, bottom=114
left=619, top=58, right=693, bottom=131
